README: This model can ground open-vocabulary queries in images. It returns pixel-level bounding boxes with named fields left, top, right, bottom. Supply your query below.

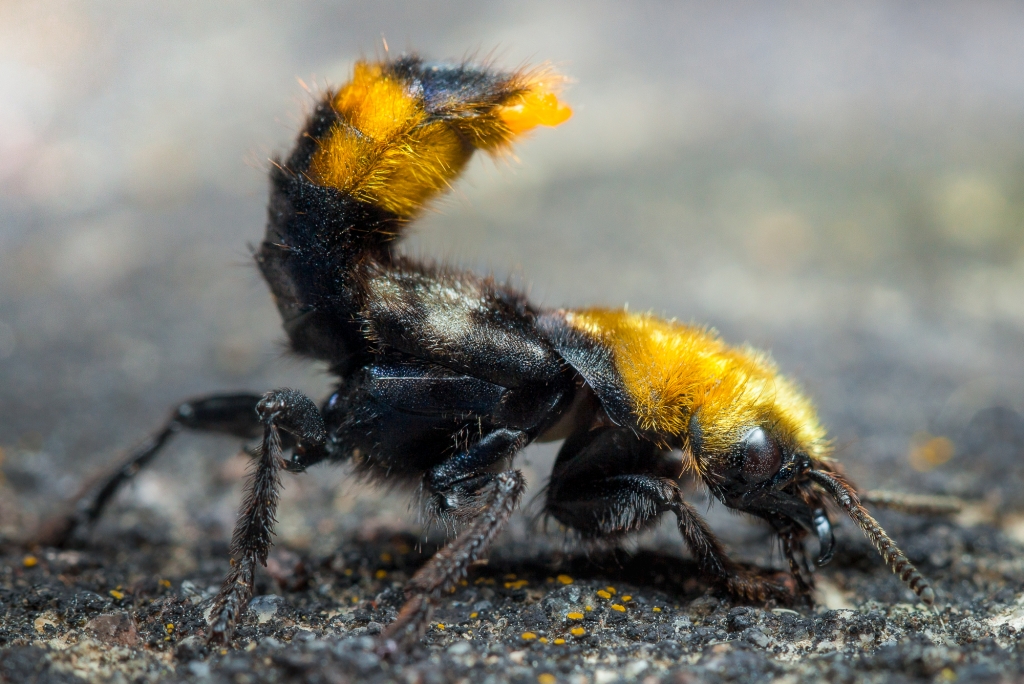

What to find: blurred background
left=2, top=1, right=1024, bottom=559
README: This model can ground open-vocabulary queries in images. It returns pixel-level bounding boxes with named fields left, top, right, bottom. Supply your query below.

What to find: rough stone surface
left=2, top=513, right=1024, bottom=682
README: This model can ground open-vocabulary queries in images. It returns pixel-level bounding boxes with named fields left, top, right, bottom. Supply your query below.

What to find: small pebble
left=188, top=662, right=211, bottom=678
left=248, top=594, right=284, bottom=624
left=745, top=628, right=771, bottom=648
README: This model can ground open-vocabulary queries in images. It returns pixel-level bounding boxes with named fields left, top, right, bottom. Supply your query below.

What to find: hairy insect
left=37, top=53, right=961, bottom=652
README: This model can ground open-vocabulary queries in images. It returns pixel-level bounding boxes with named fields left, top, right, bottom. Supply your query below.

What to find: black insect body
left=39, top=55, right=960, bottom=651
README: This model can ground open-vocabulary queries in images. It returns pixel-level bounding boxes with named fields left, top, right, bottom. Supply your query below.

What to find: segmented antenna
left=808, top=470, right=935, bottom=605
left=860, top=490, right=964, bottom=516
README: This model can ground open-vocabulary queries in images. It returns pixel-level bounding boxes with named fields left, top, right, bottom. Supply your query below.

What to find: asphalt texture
left=4, top=3, right=1024, bottom=683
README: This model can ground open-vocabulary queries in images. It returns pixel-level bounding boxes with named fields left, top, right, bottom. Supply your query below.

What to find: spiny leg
left=207, top=389, right=327, bottom=645
left=669, top=496, right=778, bottom=600
left=777, top=528, right=814, bottom=600
left=546, top=427, right=794, bottom=603
left=761, top=505, right=833, bottom=602
left=35, top=393, right=265, bottom=548
left=663, top=481, right=797, bottom=602
left=379, top=429, right=528, bottom=652
left=423, top=428, right=528, bottom=523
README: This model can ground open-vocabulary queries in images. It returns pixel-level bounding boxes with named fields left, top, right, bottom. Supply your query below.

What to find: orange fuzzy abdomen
left=306, top=60, right=571, bottom=218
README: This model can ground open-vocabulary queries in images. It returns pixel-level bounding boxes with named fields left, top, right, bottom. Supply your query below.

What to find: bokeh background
left=2, top=1, right=1024, bottom=558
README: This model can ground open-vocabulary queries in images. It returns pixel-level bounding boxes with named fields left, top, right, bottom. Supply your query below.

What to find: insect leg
left=379, top=428, right=528, bottom=652
left=207, top=389, right=327, bottom=645
left=546, top=426, right=794, bottom=603
left=423, top=428, right=528, bottom=520
left=778, top=528, right=815, bottom=601
left=671, top=495, right=795, bottom=603
left=35, top=393, right=265, bottom=547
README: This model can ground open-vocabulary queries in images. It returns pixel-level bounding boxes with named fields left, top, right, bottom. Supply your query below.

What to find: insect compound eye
left=739, top=427, right=782, bottom=483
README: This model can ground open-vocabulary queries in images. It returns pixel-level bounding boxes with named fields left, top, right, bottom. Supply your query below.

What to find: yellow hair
left=307, top=60, right=571, bottom=218
left=564, top=309, right=830, bottom=469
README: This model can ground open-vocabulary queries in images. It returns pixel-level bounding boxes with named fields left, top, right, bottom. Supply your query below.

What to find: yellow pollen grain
left=567, top=612, right=584, bottom=620
left=351, top=596, right=359, bottom=603
left=436, top=623, right=445, bottom=631
left=165, top=623, right=175, bottom=633
left=653, top=607, right=662, bottom=612
left=109, top=590, right=125, bottom=600
left=539, top=637, right=549, bottom=644
left=556, top=574, right=574, bottom=585
left=158, top=579, right=172, bottom=589
left=521, top=631, right=537, bottom=641
left=611, top=604, right=626, bottom=612
left=505, top=579, right=529, bottom=589
left=375, top=569, right=388, bottom=579
left=22, top=555, right=38, bottom=568
left=585, top=606, right=593, bottom=612
left=596, top=590, right=611, bottom=599
left=570, top=627, right=585, bottom=637
left=470, top=612, right=478, bottom=619
left=538, top=674, right=557, bottom=684
left=605, top=586, right=616, bottom=595
left=553, top=638, right=566, bottom=645
left=460, top=580, right=468, bottom=587
left=379, top=552, right=392, bottom=562
left=622, top=595, right=632, bottom=601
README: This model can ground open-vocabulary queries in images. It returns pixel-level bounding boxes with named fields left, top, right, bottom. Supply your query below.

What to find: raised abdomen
left=256, top=55, right=571, bottom=370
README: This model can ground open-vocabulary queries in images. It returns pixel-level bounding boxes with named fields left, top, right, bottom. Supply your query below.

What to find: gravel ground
left=3, top=500, right=1024, bottom=684
left=4, top=2, right=1024, bottom=682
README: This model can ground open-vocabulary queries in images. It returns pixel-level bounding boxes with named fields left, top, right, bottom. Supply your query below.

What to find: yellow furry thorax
left=563, top=309, right=831, bottom=466
left=306, top=59, right=571, bottom=218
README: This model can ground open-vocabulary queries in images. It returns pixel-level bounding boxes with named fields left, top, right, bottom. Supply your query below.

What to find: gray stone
left=248, top=594, right=284, bottom=624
